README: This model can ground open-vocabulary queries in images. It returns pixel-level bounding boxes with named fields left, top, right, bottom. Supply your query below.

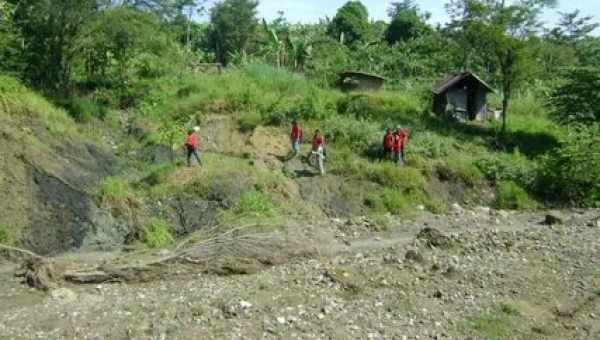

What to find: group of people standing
left=183, top=121, right=408, bottom=172
left=383, top=127, right=410, bottom=165
left=290, top=120, right=326, bottom=175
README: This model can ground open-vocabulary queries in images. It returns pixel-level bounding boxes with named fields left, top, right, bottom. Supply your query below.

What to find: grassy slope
left=0, top=65, right=562, bottom=249
left=106, top=64, right=560, bottom=236
left=0, top=76, right=115, bottom=247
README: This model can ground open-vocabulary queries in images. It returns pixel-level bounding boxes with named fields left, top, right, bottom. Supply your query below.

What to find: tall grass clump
left=142, top=218, right=174, bottom=248
left=435, top=153, right=485, bottom=188
left=235, top=190, right=276, bottom=218
left=337, top=91, right=424, bottom=124
left=99, top=177, right=139, bottom=216
left=495, top=181, right=538, bottom=210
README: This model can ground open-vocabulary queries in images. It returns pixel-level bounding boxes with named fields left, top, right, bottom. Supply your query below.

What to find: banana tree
left=287, top=36, right=312, bottom=71
left=261, top=18, right=285, bottom=68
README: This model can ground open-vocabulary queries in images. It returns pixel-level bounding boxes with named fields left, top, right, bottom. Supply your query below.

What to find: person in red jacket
left=310, top=129, right=326, bottom=175
left=184, top=127, right=201, bottom=167
left=290, top=120, right=303, bottom=157
left=383, top=128, right=394, bottom=160
left=394, top=126, right=409, bottom=165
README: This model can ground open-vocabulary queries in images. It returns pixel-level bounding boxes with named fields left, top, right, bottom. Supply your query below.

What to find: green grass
left=99, top=177, right=139, bottom=216
left=495, top=181, right=538, bottom=210
left=235, top=190, right=276, bottom=218
left=467, top=303, right=522, bottom=340
left=0, top=224, right=10, bottom=244
left=142, top=218, right=174, bottom=248
left=238, top=110, right=262, bottom=132
left=436, top=153, right=485, bottom=188
left=0, top=75, right=77, bottom=136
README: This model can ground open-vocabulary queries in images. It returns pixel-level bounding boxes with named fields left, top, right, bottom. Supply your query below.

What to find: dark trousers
left=187, top=146, right=201, bottom=166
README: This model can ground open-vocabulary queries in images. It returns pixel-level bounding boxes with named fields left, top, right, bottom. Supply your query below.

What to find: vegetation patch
left=495, top=181, right=538, bottom=210
left=142, top=218, right=174, bottom=249
left=0, top=224, right=10, bottom=244
left=235, top=190, right=276, bottom=218
left=467, top=304, right=522, bottom=340
left=99, top=177, right=139, bottom=216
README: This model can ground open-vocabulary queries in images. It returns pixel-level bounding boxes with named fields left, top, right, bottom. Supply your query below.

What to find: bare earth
left=1, top=208, right=599, bottom=340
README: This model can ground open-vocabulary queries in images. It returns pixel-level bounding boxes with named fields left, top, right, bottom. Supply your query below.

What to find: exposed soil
left=1, top=208, right=599, bottom=339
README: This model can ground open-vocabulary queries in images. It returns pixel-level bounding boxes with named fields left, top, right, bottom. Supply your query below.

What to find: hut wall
left=447, top=87, right=468, bottom=120
left=473, top=87, right=489, bottom=120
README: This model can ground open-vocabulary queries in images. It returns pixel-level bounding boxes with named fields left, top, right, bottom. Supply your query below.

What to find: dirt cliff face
left=0, top=112, right=123, bottom=255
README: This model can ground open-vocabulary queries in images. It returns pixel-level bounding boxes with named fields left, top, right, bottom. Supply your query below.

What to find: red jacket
left=185, top=134, right=199, bottom=150
left=383, top=133, right=394, bottom=150
left=312, top=135, right=324, bottom=151
left=393, top=130, right=409, bottom=151
left=291, top=125, right=303, bottom=140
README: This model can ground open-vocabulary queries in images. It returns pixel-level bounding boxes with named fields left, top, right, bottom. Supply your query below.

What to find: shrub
left=366, top=189, right=412, bottom=215
left=436, top=154, right=485, bottom=188
left=65, top=97, right=107, bottom=122
left=324, top=115, right=380, bottom=152
left=99, top=177, right=139, bottom=216
left=239, top=111, right=262, bottom=132
left=495, top=181, right=538, bottom=210
left=476, top=151, right=537, bottom=189
left=142, top=164, right=176, bottom=187
left=409, top=132, right=456, bottom=159
left=142, top=218, right=174, bottom=248
left=367, top=163, right=427, bottom=193
left=236, top=190, right=275, bottom=218
left=536, top=124, right=600, bottom=206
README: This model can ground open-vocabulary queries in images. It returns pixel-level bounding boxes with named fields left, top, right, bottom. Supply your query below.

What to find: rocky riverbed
left=1, top=208, right=599, bottom=340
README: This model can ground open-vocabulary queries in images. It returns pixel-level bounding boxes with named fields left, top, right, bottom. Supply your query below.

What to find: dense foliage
left=1, top=0, right=599, bottom=208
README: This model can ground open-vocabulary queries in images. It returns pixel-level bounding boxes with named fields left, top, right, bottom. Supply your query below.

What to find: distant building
left=339, top=71, right=385, bottom=92
left=433, top=72, right=496, bottom=121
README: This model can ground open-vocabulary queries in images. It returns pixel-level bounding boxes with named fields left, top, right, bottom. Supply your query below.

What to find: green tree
left=117, top=0, right=205, bottom=20
left=550, top=67, right=600, bottom=123
left=446, top=0, right=556, bottom=134
left=327, top=1, right=369, bottom=45
left=208, top=0, right=258, bottom=65
left=549, top=10, right=599, bottom=44
left=385, top=0, right=430, bottom=45
left=577, top=37, right=600, bottom=67
left=78, top=7, right=182, bottom=94
left=12, top=0, right=101, bottom=94
left=0, top=0, right=23, bottom=75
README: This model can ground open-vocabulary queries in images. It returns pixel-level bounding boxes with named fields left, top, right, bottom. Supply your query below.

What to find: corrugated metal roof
left=433, top=72, right=495, bottom=94
left=340, top=71, right=386, bottom=81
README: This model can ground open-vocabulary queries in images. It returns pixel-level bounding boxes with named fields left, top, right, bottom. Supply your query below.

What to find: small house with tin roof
left=433, top=72, right=495, bottom=121
left=339, top=71, right=385, bottom=92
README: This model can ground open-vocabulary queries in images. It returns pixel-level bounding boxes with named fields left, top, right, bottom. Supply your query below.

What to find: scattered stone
left=451, top=203, right=464, bottom=215
left=49, top=288, right=77, bottom=304
left=543, top=214, right=563, bottom=226
left=433, top=289, right=443, bottom=299
left=222, top=299, right=253, bottom=318
left=587, top=217, right=600, bottom=228
left=417, top=228, right=452, bottom=249
left=443, top=265, right=458, bottom=279
left=405, top=250, right=425, bottom=263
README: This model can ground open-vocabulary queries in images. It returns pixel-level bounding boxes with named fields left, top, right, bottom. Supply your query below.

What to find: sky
left=240, top=0, right=600, bottom=33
